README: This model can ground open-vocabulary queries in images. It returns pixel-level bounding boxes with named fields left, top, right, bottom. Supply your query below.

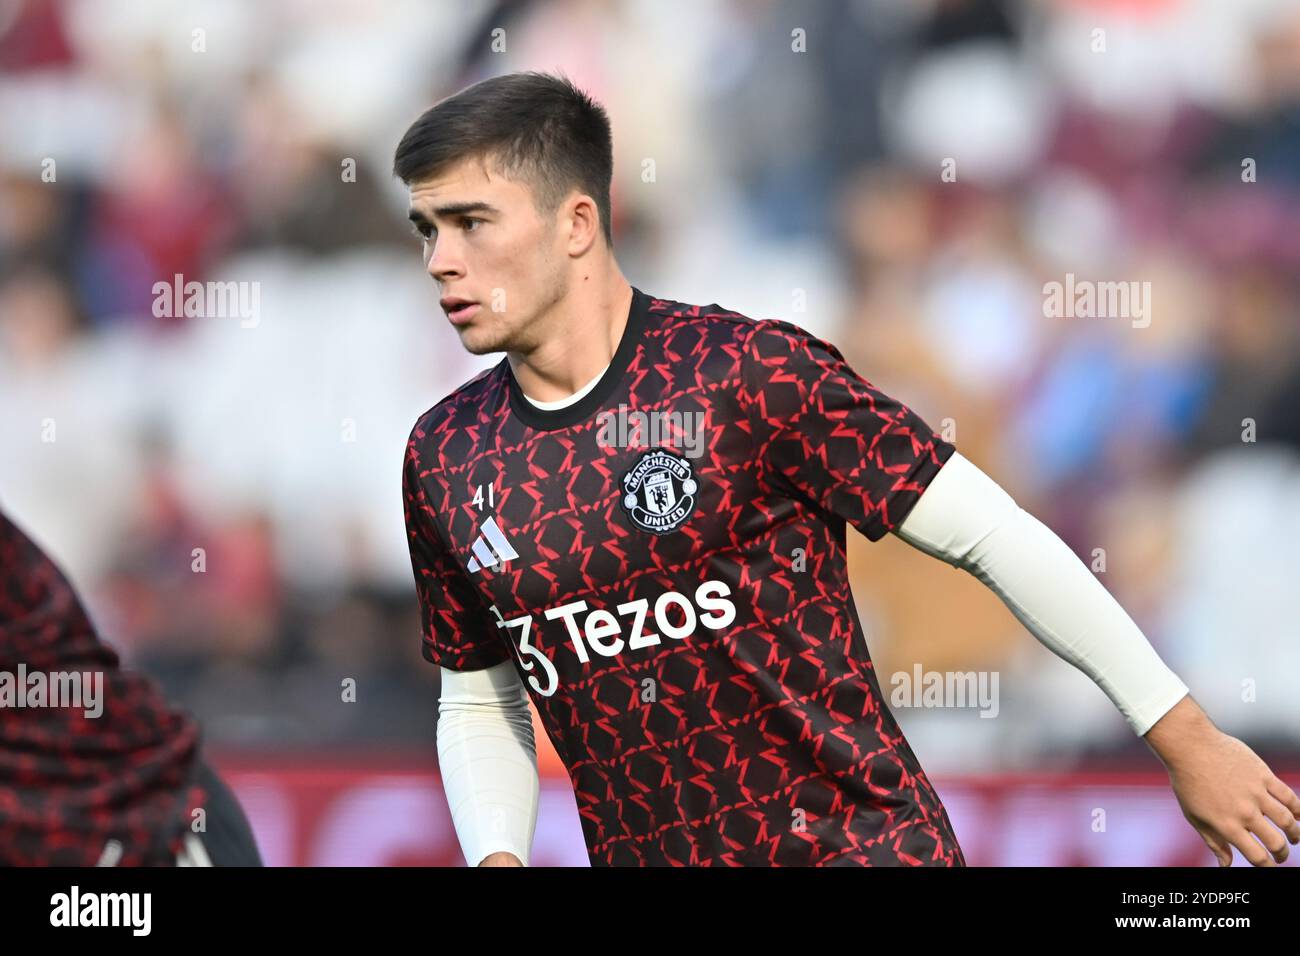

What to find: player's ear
left=562, top=191, right=601, bottom=256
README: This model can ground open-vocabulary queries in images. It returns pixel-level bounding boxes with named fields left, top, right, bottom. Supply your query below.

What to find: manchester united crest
left=620, top=449, right=698, bottom=535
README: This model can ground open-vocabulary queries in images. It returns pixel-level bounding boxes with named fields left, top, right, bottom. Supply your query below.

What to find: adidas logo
left=467, top=516, right=519, bottom=573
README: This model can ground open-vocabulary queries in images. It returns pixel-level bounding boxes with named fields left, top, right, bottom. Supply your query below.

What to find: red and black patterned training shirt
left=0, top=509, right=204, bottom=865
left=404, top=287, right=965, bottom=866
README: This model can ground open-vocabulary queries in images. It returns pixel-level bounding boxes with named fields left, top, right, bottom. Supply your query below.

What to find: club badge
left=620, top=449, right=698, bottom=535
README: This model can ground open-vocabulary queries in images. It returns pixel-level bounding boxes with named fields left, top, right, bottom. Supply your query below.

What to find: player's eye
left=461, top=217, right=483, bottom=233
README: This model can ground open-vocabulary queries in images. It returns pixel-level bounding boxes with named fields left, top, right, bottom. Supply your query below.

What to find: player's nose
left=425, top=239, right=464, bottom=283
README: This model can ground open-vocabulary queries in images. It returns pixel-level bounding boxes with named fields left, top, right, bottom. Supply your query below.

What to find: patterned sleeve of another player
left=402, top=436, right=511, bottom=671
left=739, top=318, right=957, bottom=542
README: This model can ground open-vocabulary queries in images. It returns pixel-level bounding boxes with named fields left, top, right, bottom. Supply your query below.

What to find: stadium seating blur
left=2, top=0, right=1297, bottom=864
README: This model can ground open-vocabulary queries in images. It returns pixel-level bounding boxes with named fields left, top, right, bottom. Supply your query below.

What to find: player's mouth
left=440, top=296, right=481, bottom=325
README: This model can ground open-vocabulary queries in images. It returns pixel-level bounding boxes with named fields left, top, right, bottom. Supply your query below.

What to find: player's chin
left=455, top=325, right=509, bottom=356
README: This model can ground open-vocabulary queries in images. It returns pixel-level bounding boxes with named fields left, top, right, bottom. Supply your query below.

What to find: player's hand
left=1144, top=697, right=1300, bottom=867
left=478, top=851, right=524, bottom=866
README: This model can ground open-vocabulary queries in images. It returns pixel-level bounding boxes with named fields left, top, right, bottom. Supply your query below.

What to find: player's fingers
left=1246, top=813, right=1289, bottom=864
left=1196, top=824, right=1234, bottom=867
left=1260, top=792, right=1300, bottom=845
left=1227, top=824, right=1276, bottom=867
left=1266, top=776, right=1300, bottom=822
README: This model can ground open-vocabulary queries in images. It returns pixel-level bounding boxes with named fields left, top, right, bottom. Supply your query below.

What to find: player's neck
left=509, top=270, right=633, bottom=404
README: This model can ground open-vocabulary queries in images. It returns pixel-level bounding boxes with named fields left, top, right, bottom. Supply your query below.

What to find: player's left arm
left=894, top=451, right=1300, bottom=867
left=741, top=317, right=1300, bottom=866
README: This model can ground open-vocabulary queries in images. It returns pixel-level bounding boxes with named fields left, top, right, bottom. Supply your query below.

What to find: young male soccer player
left=396, top=72, right=1300, bottom=867
left=0, top=507, right=262, bottom=866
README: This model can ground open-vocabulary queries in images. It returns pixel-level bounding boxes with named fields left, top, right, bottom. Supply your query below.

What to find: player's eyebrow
left=407, top=201, right=501, bottom=225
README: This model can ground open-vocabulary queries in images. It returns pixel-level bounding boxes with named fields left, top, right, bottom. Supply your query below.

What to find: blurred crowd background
left=2, top=0, right=1298, bottom=788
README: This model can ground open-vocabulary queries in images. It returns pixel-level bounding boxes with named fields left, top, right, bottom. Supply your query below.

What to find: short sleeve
left=740, top=319, right=956, bottom=542
left=402, top=437, right=511, bottom=671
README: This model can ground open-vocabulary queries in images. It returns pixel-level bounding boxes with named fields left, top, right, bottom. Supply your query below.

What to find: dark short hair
left=393, top=71, right=614, bottom=246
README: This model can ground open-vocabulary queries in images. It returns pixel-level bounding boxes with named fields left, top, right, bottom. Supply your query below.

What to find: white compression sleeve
left=436, top=659, right=540, bottom=866
left=893, top=451, right=1189, bottom=736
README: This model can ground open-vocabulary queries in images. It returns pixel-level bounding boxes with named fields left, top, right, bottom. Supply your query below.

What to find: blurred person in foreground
left=0, top=507, right=261, bottom=866
left=395, top=71, right=1299, bottom=868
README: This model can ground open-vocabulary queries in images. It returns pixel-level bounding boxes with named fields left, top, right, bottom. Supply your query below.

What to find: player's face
left=407, top=157, right=568, bottom=355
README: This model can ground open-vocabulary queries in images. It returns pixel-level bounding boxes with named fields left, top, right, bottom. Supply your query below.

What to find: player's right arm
left=403, top=435, right=539, bottom=867
left=436, top=660, right=538, bottom=867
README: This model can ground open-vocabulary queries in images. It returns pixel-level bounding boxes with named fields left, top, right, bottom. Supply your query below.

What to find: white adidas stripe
left=467, top=516, right=519, bottom=572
